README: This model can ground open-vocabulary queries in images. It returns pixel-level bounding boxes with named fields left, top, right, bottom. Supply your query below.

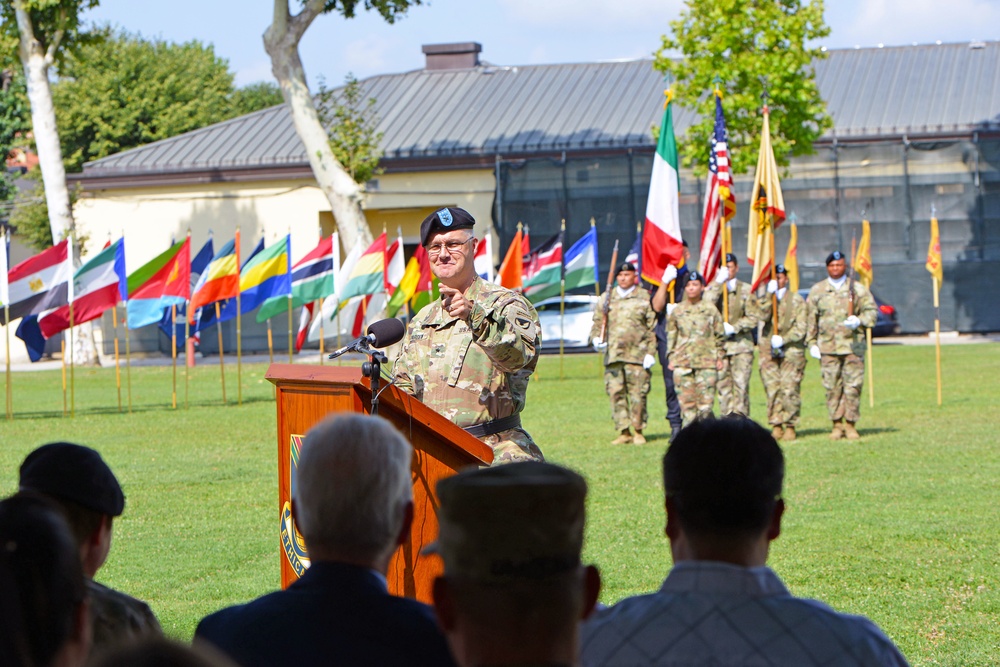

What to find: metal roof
left=80, top=41, right=1000, bottom=179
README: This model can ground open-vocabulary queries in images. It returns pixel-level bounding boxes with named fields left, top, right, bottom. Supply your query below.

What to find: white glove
left=767, top=279, right=778, bottom=294
left=843, top=315, right=861, bottom=330
left=643, top=354, right=656, bottom=370
left=723, top=322, right=736, bottom=336
left=771, top=335, right=784, bottom=349
left=592, top=337, right=608, bottom=350
left=715, top=267, right=730, bottom=284
left=666, top=303, right=677, bottom=316
left=810, top=344, right=821, bottom=359
left=661, top=264, right=678, bottom=284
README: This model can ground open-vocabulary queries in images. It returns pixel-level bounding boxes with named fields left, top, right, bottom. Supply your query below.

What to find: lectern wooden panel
left=266, top=363, right=493, bottom=605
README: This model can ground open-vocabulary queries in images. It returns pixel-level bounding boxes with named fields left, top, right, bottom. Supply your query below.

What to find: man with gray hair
left=195, top=413, right=456, bottom=667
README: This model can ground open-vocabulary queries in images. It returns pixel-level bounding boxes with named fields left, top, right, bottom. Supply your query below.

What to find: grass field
left=1, top=344, right=998, bottom=665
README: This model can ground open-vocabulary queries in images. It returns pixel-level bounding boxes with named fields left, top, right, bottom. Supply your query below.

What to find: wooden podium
left=266, top=364, right=493, bottom=604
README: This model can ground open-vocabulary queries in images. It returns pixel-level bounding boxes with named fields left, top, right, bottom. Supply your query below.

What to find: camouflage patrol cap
left=616, top=262, right=637, bottom=274
left=685, top=270, right=705, bottom=285
left=775, top=264, right=788, bottom=275
left=420, top=207, right=476, bottom=246
left=19, top=443, right=125, bottom=517
left=725, top=253, right=738, bottom=264
left=826, top=250, right=846, bottom=265
left=428, top=461, right=586, bottom=583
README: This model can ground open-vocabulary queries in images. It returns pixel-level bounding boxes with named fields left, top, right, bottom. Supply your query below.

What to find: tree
left=0, top=69, right=29, bottom=227
left=317, top=74, right=383, bottom=185
left=263, top=0, right=420, bottom=251
left=231, top=81, right=284, bottom=117
left=655, top=0, right=832, bottom=175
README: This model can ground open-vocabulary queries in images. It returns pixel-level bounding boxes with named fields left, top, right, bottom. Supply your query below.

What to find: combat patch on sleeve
left=514, top=315, right=534, bottom=331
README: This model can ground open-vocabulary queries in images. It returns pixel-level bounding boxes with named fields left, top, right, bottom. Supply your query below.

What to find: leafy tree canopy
left=655, top=0, right=832, bottom=175
left=312, top=0, right=419, bottom=22
left=0, top=0, right=99, bottom=71
left=317, top=74, right=383, bottom=185
left=230, top=81, right=283, bottom=117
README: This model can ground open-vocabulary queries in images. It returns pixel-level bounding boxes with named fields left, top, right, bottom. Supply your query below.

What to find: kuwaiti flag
left=39, top=239, right=127, bottom=337
left=338, top=233, right=386, bottom=302
left=523, top=232, right=564, bottom=304
left=127, top=239, right=191, bottom=329
left=641, top=92, right=684, bottom=286
left=1, top=239, right=71, bottom=325
left=258, top=233, right=338, bottom=323
left=563, top=226, right=599, bottom=292
left=746, top=106, right=786, bottom=291
left=473, top=233, right=493, bottom=282
left=189, top=232, right=240, bottom=322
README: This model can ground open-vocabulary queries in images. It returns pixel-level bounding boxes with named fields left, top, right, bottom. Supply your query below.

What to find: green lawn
left=1, top=344, right=998, bottom=665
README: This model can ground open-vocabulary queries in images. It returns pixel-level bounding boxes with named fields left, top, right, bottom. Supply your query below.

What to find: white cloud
left=837, top=0, right=1000, bottom=47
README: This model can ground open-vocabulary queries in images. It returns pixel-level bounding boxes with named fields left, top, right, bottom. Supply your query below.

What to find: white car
left=534, top=294, right=600, bottom=352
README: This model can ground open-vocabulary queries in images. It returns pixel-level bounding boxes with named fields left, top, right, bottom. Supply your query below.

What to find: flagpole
left=287, top=294, right=293, bottom=364
left=267, top=319, right=274, bottom=365
left=933, top=275, right=942, bottom=405
left=768, top=217, right=778, bottom=335
left=722, top=222, right=729, bottom=324
left=866, top=326, right=874, bottom=408
left=287, top=228, right=293, bottom=365
left=61, top=338, right=67, bottom=416
left=184, top=302, right=190, bottom=410
left=559, top=219, right=566, bottom=380
left=124, top=301, right=132, bottom=413
left=318, top=300, right=324, bottom=364
left=112, top=304, right=122, bottom=412
left=215, top=302, right=226, bottom=404
left=4, top=304, right=11, bottom=421
left=170, top=305, right=178, bottom=409
left=69, top=300, right=75, bottom=418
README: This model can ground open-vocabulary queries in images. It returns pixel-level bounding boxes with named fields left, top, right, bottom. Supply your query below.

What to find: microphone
left=327, top=318, right=405, bottom=359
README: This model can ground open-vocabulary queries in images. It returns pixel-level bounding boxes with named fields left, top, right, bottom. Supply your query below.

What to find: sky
left=83, top=0, right=1000, bottom=87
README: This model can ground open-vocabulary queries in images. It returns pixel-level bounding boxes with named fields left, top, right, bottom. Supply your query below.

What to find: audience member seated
left=18, top=442, right=162, bottom=653
left=194, top=413, right=456, bottom=667
left=430, top=461, right=601, bottom=667
left=0, top=493, right=91, bottom=667
left=89, top=637, right=236, bottom=667
left=581, top=416, right=910, bottom=666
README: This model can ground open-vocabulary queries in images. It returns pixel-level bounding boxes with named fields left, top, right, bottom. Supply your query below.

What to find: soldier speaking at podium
left=393, top=207, right=544, bottom=464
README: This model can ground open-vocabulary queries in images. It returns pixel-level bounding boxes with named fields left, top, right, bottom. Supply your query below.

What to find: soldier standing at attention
left=650, top=240, right=690, bottom=443
left=757, top=265, right=808, bottom=441
left=591, top=262, right=657, bottom=445
left=393, top=207, right=543, bottom=464
left=704, top=253, right=760, bottom=417
left=806, top=251, right=878, bottom=440
left=666, top=271, right=725, bottom=426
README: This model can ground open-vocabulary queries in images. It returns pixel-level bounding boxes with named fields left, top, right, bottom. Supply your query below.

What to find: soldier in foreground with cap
left=806, top=251, right=878, bottom=440
left=581, top=417, right=910, bottom=666
left=666, top=271, right=726, bottom=426
left=393, top=207, right=543, bottom=464
left=429, top=462, right=601, bottom=667
left=704, top=253, right=761, bottom=417
left=18, top=442, right=161, bottom=652
left=590, top=261, right=657, bottom=445
left=758, top=264, right=809, bottom=441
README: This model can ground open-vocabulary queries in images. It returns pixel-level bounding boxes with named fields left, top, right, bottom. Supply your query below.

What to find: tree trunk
left=264, top=0, right=373, bottom=251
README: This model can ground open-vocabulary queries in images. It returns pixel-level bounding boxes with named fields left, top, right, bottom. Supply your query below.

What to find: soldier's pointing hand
left=440, top=285, right=473, bottom=320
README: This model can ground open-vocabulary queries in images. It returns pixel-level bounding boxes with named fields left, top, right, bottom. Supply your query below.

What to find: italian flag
left=641, top=93, right=684, bottom=286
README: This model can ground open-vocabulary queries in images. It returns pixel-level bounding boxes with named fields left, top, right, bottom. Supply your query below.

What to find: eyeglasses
left=426, top=238, right=473, bottom=257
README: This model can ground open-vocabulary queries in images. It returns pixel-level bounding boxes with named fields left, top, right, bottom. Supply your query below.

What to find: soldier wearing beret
left=666, top=271, right=726, bottom=426
left=393, top=207, right=544, bottom=464
left=18, top=442, right=162, bottom=650
left=590, top=261, right=657, bottom=445
left=806, top=251, right=879, bottom=440
left=757, top=265, right=809, bottom=441
left=429, top=461, right=601, bottom=667
left=704, top=253, right=761, bottom=417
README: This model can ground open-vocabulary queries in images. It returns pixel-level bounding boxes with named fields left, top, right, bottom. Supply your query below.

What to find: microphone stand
left=360, top=343, right=388, bottom=416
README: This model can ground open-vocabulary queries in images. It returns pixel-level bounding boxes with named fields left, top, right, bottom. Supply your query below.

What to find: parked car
left=796, top=289, right=901, bottom=337
left=535, top=294, right=600, bottom=352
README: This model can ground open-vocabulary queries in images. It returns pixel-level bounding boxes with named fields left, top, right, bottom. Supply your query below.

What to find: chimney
left=422, top=42, right=482, bottom=70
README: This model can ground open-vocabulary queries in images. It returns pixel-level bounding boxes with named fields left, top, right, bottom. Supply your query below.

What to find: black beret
left=685, top=271, right=704, bottom=285
left=775, top=264, right=788, bottom=275
left=420, top=207, right=476, bottom=246
left=19, top=443, right=125, bottom=517
left=826, top=250, right=846, bottom=265
left=616, top=262, right=636, bottom=274
left=682, top=239, right=689, bottom=248
left=725, top=253, right=738, bottom=264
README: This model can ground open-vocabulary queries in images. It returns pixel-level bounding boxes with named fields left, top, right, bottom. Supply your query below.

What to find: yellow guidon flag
left=746, top=105, right=786, bottom=291
left=926, top=216, right=943, bottom=282
left=783, top=222, right=799, bottom=292
left=855, top=219, right=873, bottom=287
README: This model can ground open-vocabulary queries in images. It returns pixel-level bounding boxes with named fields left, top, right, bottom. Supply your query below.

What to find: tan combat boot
left=782, top=426, right=796, bottom=441
left=844, top=422, right=861, bottom=440
left=612, top=430, right=633, bottom=445
left=771, top=425, right=784, bottom=440
left=829, top=420, right=844, bottom=440
left=632, top=430, right=647, bottom=445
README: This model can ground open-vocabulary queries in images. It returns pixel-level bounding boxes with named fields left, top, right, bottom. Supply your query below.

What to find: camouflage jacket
left=590, top=286, right=656, bottom=365
left=757, top=289, right=809, bottom=350
left=806, top=278, right=878, bottom=356
left=88, top=579, right=162, bottom=650
left=393, top=276, right=540, bottom=429
left=666, top=299, right=726, bottom=369
left=705, top=280, right=760, bottom=355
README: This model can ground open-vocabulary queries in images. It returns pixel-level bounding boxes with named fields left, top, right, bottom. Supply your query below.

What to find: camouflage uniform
left=666, top=299, right=725, bottom=426
left=88, top=579, right=162, bottom=651
left=757, top=289, right=809, bottom=428
left=393, top=275, right=543, bottom=464
left=806, top=278, right=878, bottom=424
left=705, top=280, right=760, bottom=416
left=590, top=286, right=657, bottom=433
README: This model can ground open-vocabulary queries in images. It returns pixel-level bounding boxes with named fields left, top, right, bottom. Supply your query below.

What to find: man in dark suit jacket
left=195, top=414, right=456, bottom=667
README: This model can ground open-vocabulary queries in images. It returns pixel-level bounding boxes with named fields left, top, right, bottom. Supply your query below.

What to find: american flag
left=698, top=92, right=736, bottom=282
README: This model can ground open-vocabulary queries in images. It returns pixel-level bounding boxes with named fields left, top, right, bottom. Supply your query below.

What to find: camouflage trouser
left=673, top=367, right=717, bottom=426
left=718, top=352, right=753, bottom=417
left=759, top=347, right=806, bottom=427
left=484, top=428, right=545, bottom=465
left=604, top=362, right=651, bottom=432
left=820, top=353, right=865, bottom=423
